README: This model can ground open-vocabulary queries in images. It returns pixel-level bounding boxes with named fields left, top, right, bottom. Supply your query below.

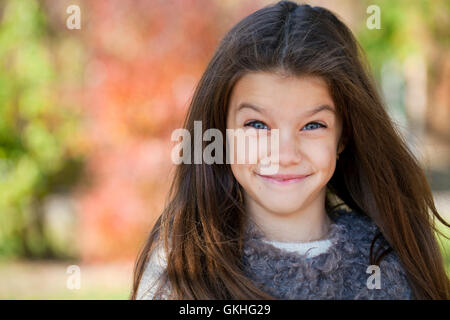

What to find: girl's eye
left=303, top=122, right=326, bottom=131
left=244, top=120, right=269, bottom=130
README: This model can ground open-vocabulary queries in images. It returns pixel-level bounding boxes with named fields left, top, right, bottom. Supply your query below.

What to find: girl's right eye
left=244, top=120, right=269, bottom=130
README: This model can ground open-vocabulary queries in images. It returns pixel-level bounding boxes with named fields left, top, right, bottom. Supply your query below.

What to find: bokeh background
left=0, top=0, right=449, bottom=299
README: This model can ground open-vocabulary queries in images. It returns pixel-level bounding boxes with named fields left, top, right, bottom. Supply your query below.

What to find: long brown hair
left=131, top=1, right=450, bottom=299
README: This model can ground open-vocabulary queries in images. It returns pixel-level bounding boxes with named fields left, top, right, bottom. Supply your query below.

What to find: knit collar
left=242, top=209, right=364, bottom=259
left=240, top=209, right=393, bottom=299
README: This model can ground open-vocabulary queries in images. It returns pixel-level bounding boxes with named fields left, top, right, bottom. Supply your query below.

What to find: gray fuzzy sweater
left=241, top=209, right=414, bottom=299
left=137, top=209, right=414, bottom=299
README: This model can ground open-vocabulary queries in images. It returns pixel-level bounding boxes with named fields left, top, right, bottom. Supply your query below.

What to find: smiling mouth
left=255, top=173, right=311, bottom=185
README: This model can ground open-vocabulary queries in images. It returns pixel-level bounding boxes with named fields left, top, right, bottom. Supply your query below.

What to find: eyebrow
left=236, top=102, right=336, bottom=117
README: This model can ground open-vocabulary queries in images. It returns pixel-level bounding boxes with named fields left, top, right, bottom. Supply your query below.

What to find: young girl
left=131, top=1, right=450, bottom=299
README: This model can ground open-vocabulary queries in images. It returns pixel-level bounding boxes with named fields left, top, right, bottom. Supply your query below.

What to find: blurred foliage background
left=0, top=0, right=448, bottom=299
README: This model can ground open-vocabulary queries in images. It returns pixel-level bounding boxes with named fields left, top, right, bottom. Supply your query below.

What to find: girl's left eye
left=303, top=122, right=326, bottom=131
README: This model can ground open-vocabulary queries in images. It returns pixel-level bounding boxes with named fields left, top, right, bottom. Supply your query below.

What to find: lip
left=255, top=173, right=311, bottom=185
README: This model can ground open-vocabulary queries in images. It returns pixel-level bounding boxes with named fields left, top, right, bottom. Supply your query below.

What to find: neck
left=245, top=193, right=332, bottom=243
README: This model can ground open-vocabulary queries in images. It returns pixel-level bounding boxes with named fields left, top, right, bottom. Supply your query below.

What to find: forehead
left=229, top=71, right=334, bottom=113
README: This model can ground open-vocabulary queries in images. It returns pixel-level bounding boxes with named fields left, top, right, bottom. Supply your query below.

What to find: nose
left=276, top=129, right=302, bottom=167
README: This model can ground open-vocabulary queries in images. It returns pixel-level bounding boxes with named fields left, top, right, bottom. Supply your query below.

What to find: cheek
left=305, top=141, right=337, bottom=171
left=230, top=163, right=251, bottom=189
left=231, top=162, right=265, bottom=200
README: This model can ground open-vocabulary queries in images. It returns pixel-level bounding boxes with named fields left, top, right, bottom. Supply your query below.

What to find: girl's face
left=226, top=71, right=343, bottom=216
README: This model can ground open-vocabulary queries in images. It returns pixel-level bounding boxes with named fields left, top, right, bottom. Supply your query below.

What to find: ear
left=337, top=135, right=347, bottom=155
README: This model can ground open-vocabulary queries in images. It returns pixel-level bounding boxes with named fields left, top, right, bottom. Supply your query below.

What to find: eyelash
left=244, top=120, right=327, bottom=131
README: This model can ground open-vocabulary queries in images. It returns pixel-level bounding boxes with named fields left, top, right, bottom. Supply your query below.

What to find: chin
left=258, top=200, right=305, bottom=215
